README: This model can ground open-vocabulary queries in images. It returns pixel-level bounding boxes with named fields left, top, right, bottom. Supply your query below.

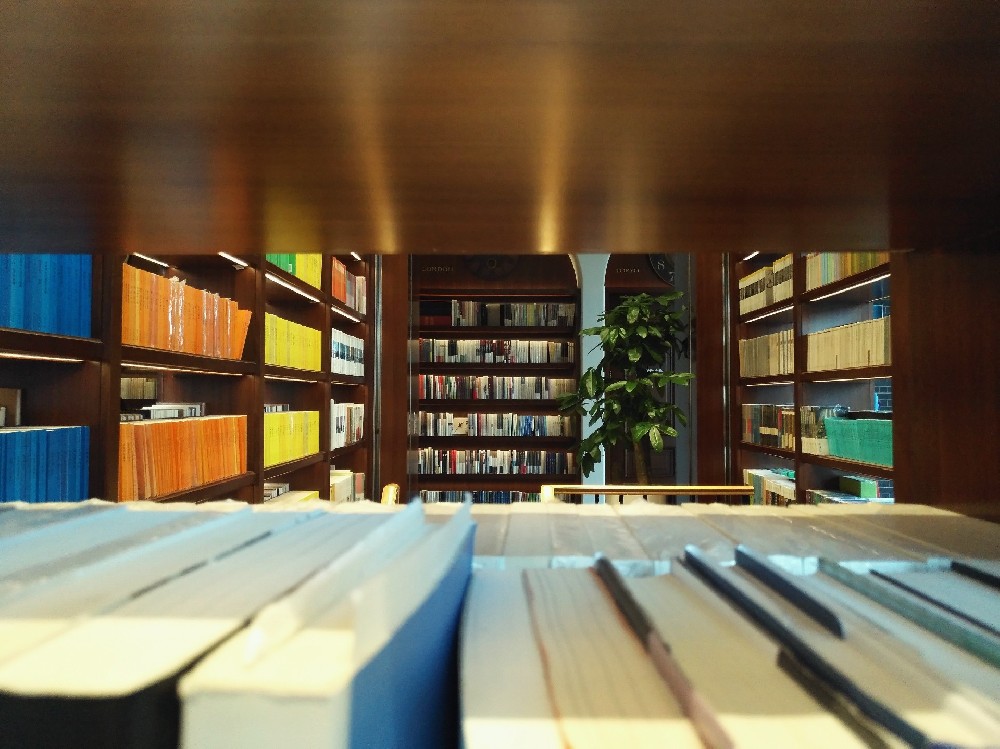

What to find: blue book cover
left=77, top=426, right=90, bottom=501
left=77, top=254, right=92, bottom=338
left=0, top=254, right=10, bottom=329
left=8, top=254, right=27, bottom=331
left=44, top=428, right=64, bottom=502
left=0, top=431, right=9, bottom=503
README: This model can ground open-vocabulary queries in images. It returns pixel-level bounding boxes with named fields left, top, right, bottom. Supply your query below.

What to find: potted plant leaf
left=557, top=291, right=694, bottom=484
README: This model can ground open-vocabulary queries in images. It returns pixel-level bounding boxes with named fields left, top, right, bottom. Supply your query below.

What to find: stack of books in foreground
left=0, top=500, right=998, bottom=747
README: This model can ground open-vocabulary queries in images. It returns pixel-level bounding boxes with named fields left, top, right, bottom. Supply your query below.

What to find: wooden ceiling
left=2, top=1, right=999, bottom=255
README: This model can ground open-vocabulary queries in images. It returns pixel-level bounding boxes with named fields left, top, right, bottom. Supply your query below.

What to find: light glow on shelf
left=809, top=273, right=890, bottom=302
left=349, top=252, right=362, bottom=262
left=131, top=253, right=169, bottom=268
left=744, top=380, right=793, bottom=387
left=0, top=351, right=84, bottom=363
left=265, top=272, right=321, bottom=303
left=218, top=252, right=249, bottom=268
left=330, top=305, right=362, bottom=323
left=744, top=305, right=793, bottom=323
left=121, top=362, right=242, bottom=376
left=265, top=374, right=318, bottom=383
left=741, top=251, right=760, bottom=261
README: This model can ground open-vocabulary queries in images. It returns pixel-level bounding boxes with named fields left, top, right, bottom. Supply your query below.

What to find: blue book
left=8, top=254, right=27, bottom=331
left=0, top=431, right=9, bottom=503
left=0, top=254, right=10, bottom=329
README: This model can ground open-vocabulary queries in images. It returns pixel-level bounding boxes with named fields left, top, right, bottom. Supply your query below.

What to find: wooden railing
left=540, top=483, right=754, bottom=505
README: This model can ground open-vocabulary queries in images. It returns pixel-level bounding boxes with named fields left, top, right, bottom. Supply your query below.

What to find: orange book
left=121, top=264, right=137, bottom=346
left=236, top=414, right=247, bottom=474
left=118, top=423, right=133, bottom=502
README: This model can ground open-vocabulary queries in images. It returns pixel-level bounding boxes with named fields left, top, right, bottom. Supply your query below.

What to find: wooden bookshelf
left=0, top=252, right=375, bottom=505
left=729, top=251, right=895, bottom=504
left=411, top=255, right=581, bottom=502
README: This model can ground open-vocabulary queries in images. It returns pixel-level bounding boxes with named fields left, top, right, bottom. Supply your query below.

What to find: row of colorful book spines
left=264, top=313, right=322, bottom=371
left=737, top=330, right=794, bottom=377
left=416, top=412, right=574, bottom=437
left=0, top=426, right=90, bottom=503
left=417, top=448, right=576, bottom=475
left=117, top=417, right=247, bottom=502
left=417, top=338, right=575, bottom=364
left=419, top=490, right=542, bottom=504
left=330, top=258, right=367, bottom=313
left=804, top=316, right=891, bottom=371
left=263, top=411, right=321, bottom=468
left=330, top=402, right=365, bottom=448
left=417, top=376, right=576, bottom=400
left=804, top=251, right=891, bottom=291
left=266, top=254, right=323, bottom=289
left=0, top=254, right=92, bottom=338
left=122, top=264, right=253, bottom=359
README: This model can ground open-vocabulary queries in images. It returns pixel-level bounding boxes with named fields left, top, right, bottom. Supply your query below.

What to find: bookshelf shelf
left=150, top=471, right=257, bottom=504
left=730, top=251, right=895, bottom=505
left=411, top=255, right=581, bottom=503
left=263, top=365, right=325, bottom=383
left=738, top=442, right=796, bottom=458
left=329, top=438, right=370, bottom=461
left=0, top=329, right=103, bottom=361
left=329, top=373, right=367, bottom=387
left=263, top=453, right=326, bottom=481
left=121, top=346, right=256, bottom=376
left=799, top=453, right=894, bottom=479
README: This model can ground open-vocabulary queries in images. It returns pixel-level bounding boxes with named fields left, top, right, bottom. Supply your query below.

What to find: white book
left=180, top=501, right=474, bottom=749
left=0, top=509, right=391, bottom=747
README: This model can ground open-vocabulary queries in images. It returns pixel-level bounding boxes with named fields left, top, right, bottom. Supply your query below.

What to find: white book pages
left=0, top=509, right=309, bottom=667
left=806, top=571, right=1000, bottom=725
left=521, top=568, right=701, bottom=748
left=849, top=504, right=1000, bottom=560
left=460, top=570, right=562, bottom=749
left=0, top=503, right=243, bottom=602
left=627, top=566, right=870, bottom=748
left=723, top=565, right=1000, bottom=745
left=613, top=502, right=735, bottom=565
left=179, top=502, right=472, bottom=749
left=0, top=512, right=386, bottom=697
left=0, top=499, right=117, bottom=540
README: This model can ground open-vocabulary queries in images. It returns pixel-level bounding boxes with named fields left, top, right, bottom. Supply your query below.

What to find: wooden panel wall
left=892, top=245, right=1000, bottom=520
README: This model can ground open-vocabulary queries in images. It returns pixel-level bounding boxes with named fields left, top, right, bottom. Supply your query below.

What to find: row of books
left=120, top=376, right=158, bottom=400
left=330, top=468, right=366, bottom=502
left=263, top=410, right=320, bottom=468
left=417, top=338, right=575, bottom=364
left=266, top=253, right=322, bottom=289
left=806, top=315, right=891, bottom=371
left=420, top=490, right=541, bottom=503
left=0, top=501, right=474, bottom=749
left=264, top=313, right=322, bottom=371
left=805, top=250, right=891, bottom=291
left=330, top=401, right=364, bottom=450
left=262, top=481, right=291, bottom=500
left=330, top=256, right=367, bottom=313
left=740, top=403, right=795, bottom=449
left=737, top=253, right=793, bottom=315
left=799, top=404, right=847, bottom=455
left=0, top=426, right=90, bottom=503
left=122, top=263, right=253, bottom=359
left=825, top=416, right=894, bottom=467
left=0, top=254, right=92, bottom=337
left=331, top=328, right=364, bottom=377
left=738, top=328, right=794, bottom=377
left=742, top=467, right=797, bottom=505
left=417, top=448, right=576, bottom=475
left=416, top=411, right=574, bottom=437
left=137, top=402, right=206, bottom=420
left=417, top=375, right=576, bottom=400
left=118, top=416, right=247, bottom=501
left=420, top=300, right=577, bottom=328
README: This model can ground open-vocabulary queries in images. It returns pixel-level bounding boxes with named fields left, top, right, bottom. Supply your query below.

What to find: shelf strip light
left=265, top=374, right=318, bottom=383
left=809, top=273, right=890, bottom=302
left=131, top=253, right=169, bottom=268
left=809, top=374, right=892, bottom=383
left=741, top=251, right=760, bottom=261
left=121, top=362, right=242, bottom=376
left=349, top=252, right=362, bottom=261
left=330, top=305, right=361, bottom=323
left=265, top=272, right=321, bottom=303
left=218, top=252, right=249, bottom=268
left=745, top=380, right=793, bottom=387
left=0, top=351, right=84, bottom=363
left=744, top=305, right=793, bottom=323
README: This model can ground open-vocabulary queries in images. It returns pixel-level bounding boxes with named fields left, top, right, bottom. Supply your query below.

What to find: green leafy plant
left=557, top=292, right=694, bottom=483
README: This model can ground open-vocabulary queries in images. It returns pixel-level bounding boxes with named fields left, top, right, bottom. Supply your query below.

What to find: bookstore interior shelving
left=410, top=255, right=581, bottom=503
left=0, top=252, right=372, bottom=505
left=730, top=251, right=894, bottom=505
